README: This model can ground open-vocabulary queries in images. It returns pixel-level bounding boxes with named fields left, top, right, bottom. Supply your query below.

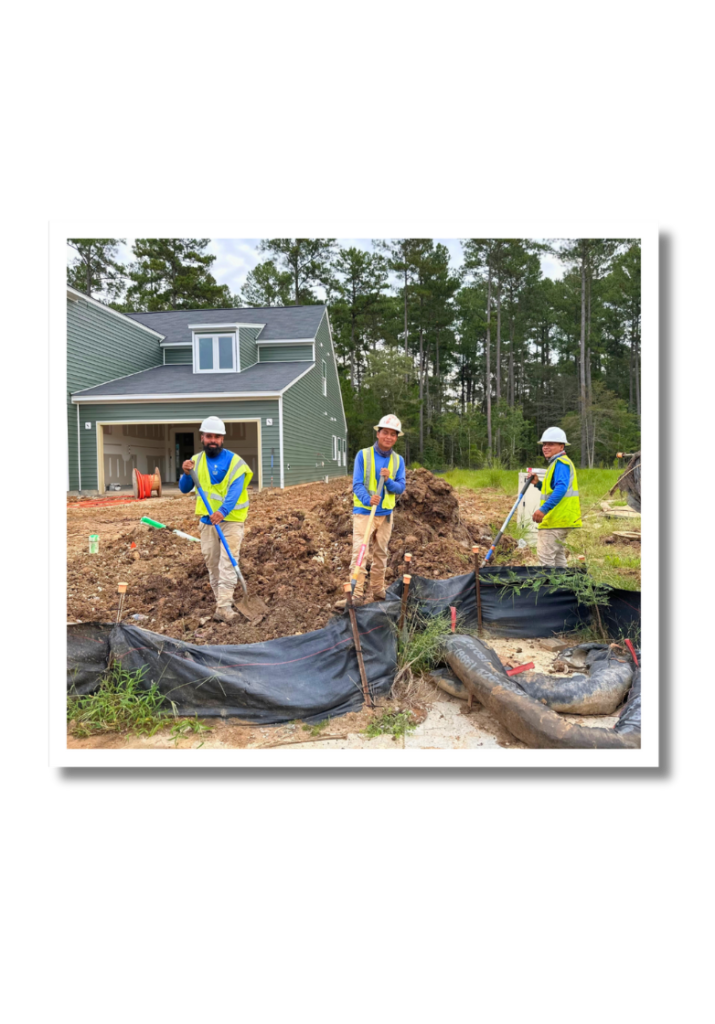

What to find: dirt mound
left=67, top=470, right=515, bottom=646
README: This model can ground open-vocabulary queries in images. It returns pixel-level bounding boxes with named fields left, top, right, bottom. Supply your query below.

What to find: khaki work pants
left=199, top=520, right=245, bottom=609
left=536, top=528, right=571, bottom=568
left=349, top=512, right=393, bottom=598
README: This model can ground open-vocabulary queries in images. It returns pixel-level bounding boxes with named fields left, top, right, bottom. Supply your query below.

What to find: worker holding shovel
left=336, top=414, right=406, bottom=609
left=179, top=416, right=253, bottom=622
left=530, top=427, right=582, bottom=567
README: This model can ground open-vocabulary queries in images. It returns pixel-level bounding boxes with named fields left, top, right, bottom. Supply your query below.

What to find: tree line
left=67, top=236, right=641, bottom=469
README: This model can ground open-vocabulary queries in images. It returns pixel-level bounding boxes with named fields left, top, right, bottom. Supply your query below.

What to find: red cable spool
left=132, top=466, right=162, bottom=500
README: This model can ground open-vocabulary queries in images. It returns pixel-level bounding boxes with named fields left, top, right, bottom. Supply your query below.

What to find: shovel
left=188, top=467, right=268, bottom=620
left=482, top=475, right=534, bottom=566
left=349, top=476, right=386, bottom=593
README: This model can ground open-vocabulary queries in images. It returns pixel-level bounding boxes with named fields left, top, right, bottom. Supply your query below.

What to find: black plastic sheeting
left=386, top=568, right=641, bottom=639
left=615, top=667, right=642, bottom=735
left=386, top=567, right=588, bottom=637
left=601, top=589, right=641, bottom=638
left=67, top=602, right=399, bottom=724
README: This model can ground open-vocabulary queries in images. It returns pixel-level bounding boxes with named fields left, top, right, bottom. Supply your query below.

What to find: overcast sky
left=75, top=238, right=566, bottom=300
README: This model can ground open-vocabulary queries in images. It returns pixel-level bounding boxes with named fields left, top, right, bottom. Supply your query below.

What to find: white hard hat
left=200, top=416, right=226, bottom=434
left=539, top=426, right=569, bottom=445
left=374, top=414, right=403, bottom=436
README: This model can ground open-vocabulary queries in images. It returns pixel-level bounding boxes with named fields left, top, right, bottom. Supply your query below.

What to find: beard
left=202, top=440, right=223, bottom=457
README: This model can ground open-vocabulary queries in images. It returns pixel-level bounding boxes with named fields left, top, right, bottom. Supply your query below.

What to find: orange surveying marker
left=349, top=477, right=386, bottom=594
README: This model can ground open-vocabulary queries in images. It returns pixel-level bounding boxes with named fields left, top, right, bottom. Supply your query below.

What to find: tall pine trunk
left=579, top=251, right=587, bottom=468
left=496, top=279, right=502, bottom=456
left=486, top=272, right=492, bottom=455
left=419, top=327, right=424, bottom=456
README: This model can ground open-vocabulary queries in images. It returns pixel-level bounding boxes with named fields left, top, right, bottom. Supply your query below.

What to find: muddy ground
left=66, top=470, right=627, bottom=750
left=67, top=469, right=519, bottom=644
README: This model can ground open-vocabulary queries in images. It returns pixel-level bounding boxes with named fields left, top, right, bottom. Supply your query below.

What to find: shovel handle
left=350, top=477, right=386, bottom=581
left=189, top=468, right=248, bottom=596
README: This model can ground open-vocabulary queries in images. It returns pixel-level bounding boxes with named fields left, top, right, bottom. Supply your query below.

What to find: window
left=193, top=333, right=237, bottom=373
left=322, top=360, right=327, bottom=396
left=332, top=435, right=338, bottom=461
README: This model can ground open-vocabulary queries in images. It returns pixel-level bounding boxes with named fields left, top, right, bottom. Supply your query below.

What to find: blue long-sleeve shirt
left=179, top=448, right=247, bottom=523
left=534, top=458, right=571, bottom=514
left=352, top=444, right=406, bottom=515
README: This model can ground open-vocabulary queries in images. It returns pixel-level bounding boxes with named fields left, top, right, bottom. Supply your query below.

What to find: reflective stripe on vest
left=193, top=451, right=253, bottom=522
left=538, top=454, right=582, bottom=529
left=353, top=446, right=399, bottom=511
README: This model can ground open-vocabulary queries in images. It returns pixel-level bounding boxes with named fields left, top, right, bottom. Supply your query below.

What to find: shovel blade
left=235, top=595, right=269, bottom=621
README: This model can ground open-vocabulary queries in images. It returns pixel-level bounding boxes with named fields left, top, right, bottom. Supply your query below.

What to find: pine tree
left=67, top=239, right=126, bottom=302
left=124, top=239, right=234, bottom=311
left=258, top=239, right=337, bottom=305
left=240, top=260, right=294, bottom=307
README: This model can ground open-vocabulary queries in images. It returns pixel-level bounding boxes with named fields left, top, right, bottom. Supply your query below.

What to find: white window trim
left=332, top=435, right=338, bottom=461
left=187, top=322, right=265, bottom=332
left=322, top=359, right=327, bottom=397
left=192, top=331, right=239, bottom=374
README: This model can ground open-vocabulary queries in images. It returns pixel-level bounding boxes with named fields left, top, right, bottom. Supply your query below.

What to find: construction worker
left=530, top=427, right=582, bottom=567
left=179, top=416, right=253, bottom=622
left=340, top=414, right=406, bottom=606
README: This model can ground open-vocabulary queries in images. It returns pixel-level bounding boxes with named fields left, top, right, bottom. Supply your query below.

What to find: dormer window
left=193, top=333, right=235, bottom=374
left=190, top=327, right=239, bottom=373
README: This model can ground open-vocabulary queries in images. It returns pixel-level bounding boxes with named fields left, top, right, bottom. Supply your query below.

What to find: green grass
left=302, top=719, right=331, bottom=737
left=68, top=662, right=173, bottom=738
left=363, top=709, right=417, bottom=739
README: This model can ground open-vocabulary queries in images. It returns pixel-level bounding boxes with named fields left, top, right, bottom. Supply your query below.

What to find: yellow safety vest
left=192, top=450, right=253, bottom=523
left=539, top=454, right=582, bottom=529
left=353, top=446, right=400, bottom=511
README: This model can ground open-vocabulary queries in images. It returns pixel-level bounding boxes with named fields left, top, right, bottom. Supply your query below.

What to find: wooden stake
left=116, top=582, right=128, bottom=624
left=472, top=547, right=483, bottom=634
left=398, top=574, right=412, bottom=633
left=343, top=583, right=373, bottom=708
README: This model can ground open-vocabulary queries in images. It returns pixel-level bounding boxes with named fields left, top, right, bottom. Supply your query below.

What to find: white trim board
left=255, top=338, right=316, bottom=345
left=188, top=322, right=266, bottom=331
left=67, top=287, right=165, bottom=340
left=72, top=392, right=284, bottom=403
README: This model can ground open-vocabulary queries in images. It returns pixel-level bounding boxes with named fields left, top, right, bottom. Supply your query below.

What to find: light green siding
left=67, top=295, right=162, bottom=490
left=239, top=327, right=261, bottom=370
left=281, top=312, right=348, bottom=486
left=164, top=346, right=192, bottom=364
left=259, top=344, right=314, bottom=362
left=76, top=400, right=280, bottom=492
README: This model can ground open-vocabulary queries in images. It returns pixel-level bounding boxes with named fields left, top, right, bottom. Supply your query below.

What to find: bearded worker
left=179, top=416, right=253, bottom=622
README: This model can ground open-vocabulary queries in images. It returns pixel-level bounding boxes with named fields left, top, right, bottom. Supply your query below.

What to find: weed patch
left=363, top=709, right=417, bottom=739
left=302, top=719, right=330, bottom=737
left=68, top=663, right=172, bottom=738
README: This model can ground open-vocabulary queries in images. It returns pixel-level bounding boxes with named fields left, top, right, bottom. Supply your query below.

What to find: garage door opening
left=98, top=419, right=261, bottom=492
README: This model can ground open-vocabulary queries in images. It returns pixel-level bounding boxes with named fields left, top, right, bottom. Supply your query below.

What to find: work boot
left=213, top=606, right=237, bottom=623
left=370, top=571, right=387, bottom=602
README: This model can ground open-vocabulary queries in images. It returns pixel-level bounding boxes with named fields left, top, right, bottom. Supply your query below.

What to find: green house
left=67, top=287, right=348, bottom=492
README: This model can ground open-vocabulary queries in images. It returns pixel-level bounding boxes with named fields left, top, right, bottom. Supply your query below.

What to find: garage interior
left=99, top=420, right=260, bottom=491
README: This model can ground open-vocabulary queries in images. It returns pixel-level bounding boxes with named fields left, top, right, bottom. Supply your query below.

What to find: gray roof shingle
left=126, top=305, right=326, bottom=344
left=72, top=361, right=312, bottom=399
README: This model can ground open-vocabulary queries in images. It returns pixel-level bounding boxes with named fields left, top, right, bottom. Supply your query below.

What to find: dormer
left=188, top=322, right=259, bottom=374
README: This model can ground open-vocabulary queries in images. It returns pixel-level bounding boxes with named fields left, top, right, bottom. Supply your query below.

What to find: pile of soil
left=67, top=469, right=515, bottom=646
